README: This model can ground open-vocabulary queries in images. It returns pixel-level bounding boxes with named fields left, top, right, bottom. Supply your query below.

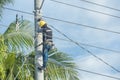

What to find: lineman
left=37, top=19, right=53, bottom=70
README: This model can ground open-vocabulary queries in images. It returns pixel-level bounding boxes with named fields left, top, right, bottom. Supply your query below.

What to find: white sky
left=1, top=0, right=120, bottom=80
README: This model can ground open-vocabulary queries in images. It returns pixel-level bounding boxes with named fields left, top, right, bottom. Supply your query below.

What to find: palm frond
left=3, top=20, right=34, bottom=51
left=27, top=50, right=79, bottom=80
left=47, top=49, right=79, bottom=80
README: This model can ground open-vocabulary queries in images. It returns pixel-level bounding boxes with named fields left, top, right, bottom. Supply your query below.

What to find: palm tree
left=0, top=19, right=79, bottom=80
left=0, top=19, right=34, bottom=80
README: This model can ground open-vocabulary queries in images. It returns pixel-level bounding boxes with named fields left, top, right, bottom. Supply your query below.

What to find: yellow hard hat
left=39, top=20, right=46, bottom=27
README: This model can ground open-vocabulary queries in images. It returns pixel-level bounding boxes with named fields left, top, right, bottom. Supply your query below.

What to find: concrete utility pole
left=34, top=0, right=44, bottom=80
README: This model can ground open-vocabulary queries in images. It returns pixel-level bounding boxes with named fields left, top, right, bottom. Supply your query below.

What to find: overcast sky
left=1, top=0, right=120, bottom=80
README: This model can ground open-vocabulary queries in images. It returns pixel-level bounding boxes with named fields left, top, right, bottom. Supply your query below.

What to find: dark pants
left=43, top=43, right=52, bottom=68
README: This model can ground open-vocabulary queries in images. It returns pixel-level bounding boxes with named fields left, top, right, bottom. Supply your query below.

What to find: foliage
left=27, top=49, right=79, bottom=80
left=0, top=0, right=14, bottom=17
left=0, top=50, right=34, bottom=80
left=47, top=49, right=79, bottom=80
left=0, top=19, right=79, bottom=80
left=3, top=20, right=34, bottom=52
left=0, top=19, right=34, bottom=80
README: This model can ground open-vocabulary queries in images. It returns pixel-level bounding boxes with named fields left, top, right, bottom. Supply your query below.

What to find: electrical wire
left=44, top=16, right=120, bottom=35
left=52, top=36, right=120, bottom=54
left=77, top=68, right=120, bottom=80
left=49, top=54, right=120, bottom=80
left=40, top=0, right=45, bottom=10
left=49, top=52, right=120, bottom=80
left=0, top=24, right=8, bottom=28
left=79, top=0, right=120, bottom=12
left=50, top=0, right=120, bottom=19
left=49, top=25, right=120, bottom=73
left=3, top=7, right=120, bottom=35
left=3, top=7, right=33, bottom=15
left=45, top=34, right=120, bottom=54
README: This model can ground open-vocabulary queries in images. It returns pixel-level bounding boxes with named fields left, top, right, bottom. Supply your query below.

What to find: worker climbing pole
left=37, top=19, right=53, bottom=70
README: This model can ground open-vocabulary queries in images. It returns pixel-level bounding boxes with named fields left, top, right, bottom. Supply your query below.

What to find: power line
left=49, top=52, right=120, bottom=80
left=47, top=48, right=120, bottom=80
left=50, top=0, right=120, bottom=19
left=52, top=36, right=120, bottom=54
left=3, top=7, right=33, bottom=15
left=79, top=0, right=120, bottom=12
left=0, top=24, right=8, bottom=28
left=49, top=25, right=120, bottom=73
left=77, top=68, right=120, bottom=80
left=49, top=55, right=120, bottom=80
left=3, top=7, right=120, bottom=35
left=45, top=16, right=120, bottom=35
left=40, top=0, right=45, bottom=9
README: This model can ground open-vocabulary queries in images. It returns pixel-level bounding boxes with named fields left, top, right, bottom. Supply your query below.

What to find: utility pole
left=34, top=0, right=44, bottom=80
left=16, top=14, right=19, bottom=31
